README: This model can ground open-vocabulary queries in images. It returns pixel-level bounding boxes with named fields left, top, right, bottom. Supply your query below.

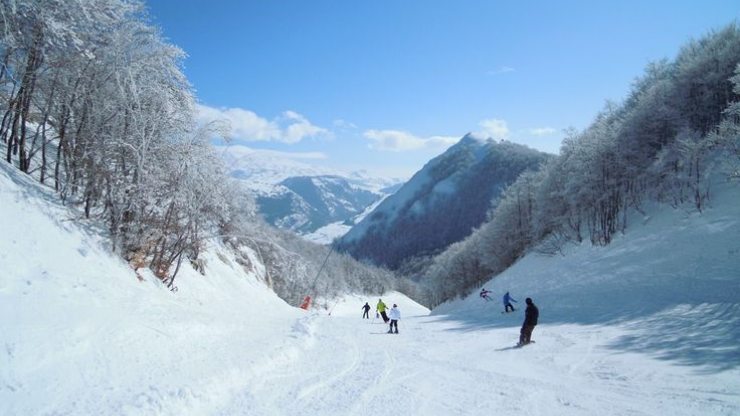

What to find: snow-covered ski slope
left=1, top=158, right=739, bottom=415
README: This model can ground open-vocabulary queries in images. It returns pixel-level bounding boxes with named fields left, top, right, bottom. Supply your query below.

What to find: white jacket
left=388, top=306, right=401, bottom=320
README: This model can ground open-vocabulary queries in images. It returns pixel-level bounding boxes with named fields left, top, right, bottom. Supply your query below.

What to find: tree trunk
left=14, top=24, right=44, bottom=172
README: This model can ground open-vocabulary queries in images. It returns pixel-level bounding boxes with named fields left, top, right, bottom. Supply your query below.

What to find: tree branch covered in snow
left=0, top=0, right=221, bottom=286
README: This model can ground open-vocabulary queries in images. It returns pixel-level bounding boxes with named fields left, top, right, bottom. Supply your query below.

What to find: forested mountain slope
left=337, top=134, right=550, bottom=269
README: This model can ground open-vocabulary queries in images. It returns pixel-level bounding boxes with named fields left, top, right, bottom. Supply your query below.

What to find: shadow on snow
left=430, top=275, right=740, bottom=373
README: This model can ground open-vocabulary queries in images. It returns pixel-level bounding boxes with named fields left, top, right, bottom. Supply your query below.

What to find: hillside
left=2, top=159, right=738, bottom=415
left=337, top=134, right=550, bottom=268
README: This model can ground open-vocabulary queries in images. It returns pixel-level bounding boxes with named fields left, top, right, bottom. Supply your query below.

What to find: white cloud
left=487, top=66, right=515, bottom=75
left=363, top=129, right=458, bottom=152
left=196, top=104, right=329, bottom=143
left=280, top=111, right=331, bottom=142
left=333, top=119, right=358, bottom=129
left=477, top=118, right=510, bottom=140
left=528, top=127, right=557, bottom=136
left=218, top=144, right=328, bottom=160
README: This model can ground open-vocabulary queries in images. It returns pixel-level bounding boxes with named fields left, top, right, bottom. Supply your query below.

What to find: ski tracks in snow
left=234, top=314, right=403, bottom=415
left=181, top=312, right=739, bottom=416
left=233, top=313, right=526, bottom=415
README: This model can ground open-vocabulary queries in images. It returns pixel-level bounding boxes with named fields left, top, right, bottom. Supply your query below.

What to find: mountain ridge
left=337, top=134, right=552, bottom=268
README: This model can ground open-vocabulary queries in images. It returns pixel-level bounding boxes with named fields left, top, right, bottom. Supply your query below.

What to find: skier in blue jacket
left=503, top=291, right=517, bottom=313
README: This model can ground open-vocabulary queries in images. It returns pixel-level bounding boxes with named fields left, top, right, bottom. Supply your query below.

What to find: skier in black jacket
left=518, top=298, right=539, bottom=346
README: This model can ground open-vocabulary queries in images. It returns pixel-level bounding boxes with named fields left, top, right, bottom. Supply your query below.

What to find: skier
left=503, top=291, right=517, bottom=312
left=387, top=304, right=400, bottom=334
left=517, top=297, right=539, bottom=346
left=362, top=302, right=371, bottom=319
left=377, top=299, right=389, bottom=323
left=479, top=288, right=493, bottom=301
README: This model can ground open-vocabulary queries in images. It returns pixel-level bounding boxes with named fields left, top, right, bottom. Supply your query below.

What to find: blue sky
left=147, top=0, right=739, bottom=178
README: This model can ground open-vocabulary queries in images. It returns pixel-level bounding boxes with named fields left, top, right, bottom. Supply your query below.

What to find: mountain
left=257, top=175, right=379, bottom=234
left=218, top=145, right=404, bottom=241
left=336, top=134, right=551, bottom=269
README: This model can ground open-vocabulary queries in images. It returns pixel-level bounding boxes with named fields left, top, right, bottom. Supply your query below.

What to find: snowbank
left=0, top=164, right=303, bottom=414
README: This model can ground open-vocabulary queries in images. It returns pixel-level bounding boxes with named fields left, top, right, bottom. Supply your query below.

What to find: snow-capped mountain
left=257, top=175, right=379, bottom=234
left=218, top=145, right=342, bottom=193
left=336, top=134, right=552, bottom=269
left=218, top=145, right=404, bottom=241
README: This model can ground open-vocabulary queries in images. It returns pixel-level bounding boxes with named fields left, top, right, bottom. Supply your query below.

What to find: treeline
left=423, top=24, right=740, bottom=307
left=222, top=218, right=413, bottom=307
left=0, top=0, right=409, bottom=304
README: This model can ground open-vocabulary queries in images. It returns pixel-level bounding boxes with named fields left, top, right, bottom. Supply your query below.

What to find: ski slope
left=1, top=160, right=739, bottom=415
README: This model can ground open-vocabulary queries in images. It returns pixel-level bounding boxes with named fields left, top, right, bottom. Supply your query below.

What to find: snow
left=302, top=221, right=352, bottom=244
left=303, top=194, right=394, bottom=244
left=462, top=131, right=492, bottom=144
left=2, top=160, right=739, bottom=415
left=341, top=167, right=433, bottom=243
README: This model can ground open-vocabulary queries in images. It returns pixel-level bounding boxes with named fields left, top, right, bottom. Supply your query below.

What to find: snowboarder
left=479, top=288, right=493, bottom=301
left=362, top=302, right=371, bottom=319
left=387, top=304, right=400, bottom=334
left=377, top=299, right=389, bottom=323
left=517, top=297, right=539, bottom=346
left=503, top=291, right=517, bottom=312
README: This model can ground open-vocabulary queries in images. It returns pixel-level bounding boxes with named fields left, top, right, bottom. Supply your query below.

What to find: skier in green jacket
left=377, top=299, right=389, bottom=323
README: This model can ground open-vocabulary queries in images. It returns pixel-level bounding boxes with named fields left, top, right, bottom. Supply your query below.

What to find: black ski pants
left=363, top=310, right=370, bottom=319
left=519, top=324, right=535, bottom=344
left=505, top=303, right=515, bottom=312
left=380, top=311, right=389, bottom=323
left=389, top=319, right=398, bottom=333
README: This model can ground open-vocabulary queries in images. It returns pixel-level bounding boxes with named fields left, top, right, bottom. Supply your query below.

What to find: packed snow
left=1, top=162, right=739, bottom=415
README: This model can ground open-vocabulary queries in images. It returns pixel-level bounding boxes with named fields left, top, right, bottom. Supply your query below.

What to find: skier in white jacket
left=387, top=304, right=401, bottom=334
